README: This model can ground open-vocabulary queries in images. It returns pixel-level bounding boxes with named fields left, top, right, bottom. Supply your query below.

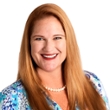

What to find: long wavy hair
left=17, top=3, right=106, bottom=110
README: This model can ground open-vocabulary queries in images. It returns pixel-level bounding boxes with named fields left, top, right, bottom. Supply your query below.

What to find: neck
left=37, top=68, right=64, bottom=88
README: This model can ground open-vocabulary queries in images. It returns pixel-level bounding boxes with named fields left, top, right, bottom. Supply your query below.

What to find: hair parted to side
left=17, top=3, right=106, bottom=110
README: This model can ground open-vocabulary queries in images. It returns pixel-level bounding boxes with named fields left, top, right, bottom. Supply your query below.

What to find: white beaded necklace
left=44, top=85, right=66, bottom=92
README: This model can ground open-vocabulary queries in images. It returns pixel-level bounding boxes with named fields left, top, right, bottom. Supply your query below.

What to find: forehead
left=31, top=16, right=64, bottom=35
left=34, top=16, right=61, bottom=27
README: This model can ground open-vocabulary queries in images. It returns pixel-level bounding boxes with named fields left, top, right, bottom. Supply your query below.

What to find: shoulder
left=84, top=70, right=101, bottom=92
left=0, top=80, right=31, bottom=110
left=84, top=70, right=110, bottom=109
left=84, top=70, right=106, bottom=96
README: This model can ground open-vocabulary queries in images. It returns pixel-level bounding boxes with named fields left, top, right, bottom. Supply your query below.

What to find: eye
left=54, top=37, right=62, bottom=40
left=35, top=37, right=44, bottom=41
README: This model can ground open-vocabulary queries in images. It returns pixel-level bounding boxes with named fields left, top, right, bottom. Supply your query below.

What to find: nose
left=43, top=40, right=54, bottom=52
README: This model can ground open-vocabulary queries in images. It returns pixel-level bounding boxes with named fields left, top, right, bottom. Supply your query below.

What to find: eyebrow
left=53, top=34, right=65, bottom=37
left=31, top=34, right=65, bottom=38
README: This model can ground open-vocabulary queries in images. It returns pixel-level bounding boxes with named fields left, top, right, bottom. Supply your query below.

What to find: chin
left=43, top=69, right=56, bottom=72
left=42, top=67, right=58, bottom=72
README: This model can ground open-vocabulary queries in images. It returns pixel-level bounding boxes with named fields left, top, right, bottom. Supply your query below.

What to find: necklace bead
left=44, top=85, right=66, bottom=92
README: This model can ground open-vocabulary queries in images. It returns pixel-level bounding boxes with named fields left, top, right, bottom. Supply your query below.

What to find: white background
left=0, top=0, right=110, bottom=101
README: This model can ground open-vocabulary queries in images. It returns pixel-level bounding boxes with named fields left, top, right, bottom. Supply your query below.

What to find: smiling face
left=30, top=16, right=66, bottom=73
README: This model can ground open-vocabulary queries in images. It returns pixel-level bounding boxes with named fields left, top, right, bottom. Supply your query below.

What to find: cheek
left=58, top=41, right=66, bottom=52
left=62, top=42, right=66, bottom=57
left=31, top=43, right=43, bottom=53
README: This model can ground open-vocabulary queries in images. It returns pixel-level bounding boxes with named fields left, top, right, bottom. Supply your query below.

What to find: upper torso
left=0, top=71, right=110, bottom=110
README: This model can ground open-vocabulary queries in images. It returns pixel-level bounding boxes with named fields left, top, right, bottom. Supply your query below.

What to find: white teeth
left=43, top=54, right=57, bottom=58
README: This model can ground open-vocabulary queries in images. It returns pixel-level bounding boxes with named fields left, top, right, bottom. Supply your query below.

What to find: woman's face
left=30, top=16, right=66, bottom=72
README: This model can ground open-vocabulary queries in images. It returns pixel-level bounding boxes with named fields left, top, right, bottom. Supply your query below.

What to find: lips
left=41, top=54, right=57, bottom=59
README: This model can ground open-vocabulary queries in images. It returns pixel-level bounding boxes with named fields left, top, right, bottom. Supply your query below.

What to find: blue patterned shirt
left=0, top=71, right=110, bottom=110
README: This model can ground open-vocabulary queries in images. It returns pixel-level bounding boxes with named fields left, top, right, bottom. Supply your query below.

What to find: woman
left=0, top=3, right=109, bottom=110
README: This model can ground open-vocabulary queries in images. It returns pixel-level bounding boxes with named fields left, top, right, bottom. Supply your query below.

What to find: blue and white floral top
left=0, top=71, right=110, bottom=110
